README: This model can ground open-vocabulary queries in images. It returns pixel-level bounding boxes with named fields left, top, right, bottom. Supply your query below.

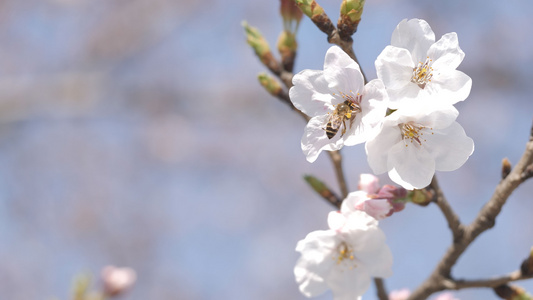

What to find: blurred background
left=0, top=0, right=532, bottom=299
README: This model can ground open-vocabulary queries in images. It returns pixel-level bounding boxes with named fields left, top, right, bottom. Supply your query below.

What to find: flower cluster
left=290, top=18, right=474, bottom=190
left=291, top=18, right=474, bottom=300
left=294, top=174, right=406, bottom=299
left=294, top=208, right=393, bottom=300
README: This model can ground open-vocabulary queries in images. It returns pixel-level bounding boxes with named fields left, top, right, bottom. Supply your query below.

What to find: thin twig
left=374, top=278, right=389, bottom=300
left=327, top=150, right=349, bottom=199
left=444, top=270, right=533, bottom=290
left=429, top=176, right=464, bottom=243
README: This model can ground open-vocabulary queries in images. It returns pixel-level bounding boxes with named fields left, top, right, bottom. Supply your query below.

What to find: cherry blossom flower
left=365, top=103, right=474, bottom=190
left=375, top=18, right=471, bottom=109
left=294, top=210, right=393, bottom=299
left=290, top=46, right=388, bottom=162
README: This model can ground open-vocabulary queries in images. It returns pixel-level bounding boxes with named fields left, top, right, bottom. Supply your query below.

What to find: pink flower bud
left=101, top=265, right=136, bottom=297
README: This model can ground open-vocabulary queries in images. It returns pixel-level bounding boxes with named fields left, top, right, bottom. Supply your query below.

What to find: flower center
left=332, top=90, right=363, bottom=113
left=334, top=241, right=357, bottom=268
left=412, top=56, right=433, bottom=88
left=400, top=122, right=433, bottom=146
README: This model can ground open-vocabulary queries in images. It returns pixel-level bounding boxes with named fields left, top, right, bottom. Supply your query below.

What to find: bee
left=324, top=100, right=360, bottom=139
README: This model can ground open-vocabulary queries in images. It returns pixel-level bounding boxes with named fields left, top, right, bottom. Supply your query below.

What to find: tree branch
left=444, top=270, right=533, bottom=290
left=374, top=278, right=389, bottom=300
left=429, top=176, right=464, bottom=243
left=409, top=124, right=533, bottom=300
left=327, top=150, right=349, bottom=199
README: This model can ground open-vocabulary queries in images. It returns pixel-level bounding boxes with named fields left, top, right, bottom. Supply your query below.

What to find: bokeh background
left=0, top=0, right=532, bottom=299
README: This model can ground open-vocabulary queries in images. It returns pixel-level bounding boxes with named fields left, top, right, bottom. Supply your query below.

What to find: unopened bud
left=294, top=0, right=335, bottom=35
left=520, top=247, right=533, bottom=276
left=410, top=188, right=433, bottom=206
left=338, top=0, right=365, bottom=39
left=72, top=274, right=91, bottom=300
left=258, top=73, right=282, bottom=97
left=101, top=266, right=136, bottom=297
left=304, top=175, right=341, bottom=208
left=277, top=31, right=297, bottom=72
left=280, top=0, right=303, bottom=33
left=502, top=158, right=512, bottom=179
left=494, top=284, right=532, bottom=300
left=242, top=21, right=282, bottom=75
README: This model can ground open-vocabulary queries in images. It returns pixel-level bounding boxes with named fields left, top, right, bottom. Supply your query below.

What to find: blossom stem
left=374, top=278, right=389, bottom=300
left=328, top=150, right=349, bottom=199
left=408, top=125, right=533, bottom=300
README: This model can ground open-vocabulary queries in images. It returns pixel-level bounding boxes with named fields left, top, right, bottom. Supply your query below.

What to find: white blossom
left=365, top=103, right=474, bottom=190
left=294, top=210, right=393, bottom=300
left=375, top=18, right=471, bottom=109
left=290, top=46, right=388, bottom=162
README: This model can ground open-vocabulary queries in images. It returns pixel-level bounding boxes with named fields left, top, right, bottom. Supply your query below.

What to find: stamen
left=400, top=122, right=432, bottom=146
left=333, top=242, right=357, bottom=269
left=412, top=56, right=433, bottom=89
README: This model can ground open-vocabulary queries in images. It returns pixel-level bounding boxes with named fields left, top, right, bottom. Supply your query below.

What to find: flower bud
left=242, top=21, right=282, bottom=75
left=277, top=30, right=297, bottom=72
left=294, top=0, right=335, bottom=35
left=520, top=246, right=533, bottom=276
left=101, top=266, right=136, bottom=297
left=410, top=188, right=433, bottom=206
left=258, top=73, right=282, bottom=97
left=494, top=284, right=531, bottom=300
left=502, top=158, right=512, bottom=179
left=304, top=175, right=341, bottom=208
left=338, top=0, right=365, bottom=39
left=280, top=0, right=303, bottom=33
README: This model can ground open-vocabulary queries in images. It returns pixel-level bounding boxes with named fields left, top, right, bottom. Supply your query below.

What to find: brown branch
left=444, top=270, right=533, bottom=290
left=429, top=176, right=464, bottom=243
left=408, top=130, right=533, bottom=300
left=374, top=278, right=389, bottom=300
left=327, top=150, right=349, bottom=199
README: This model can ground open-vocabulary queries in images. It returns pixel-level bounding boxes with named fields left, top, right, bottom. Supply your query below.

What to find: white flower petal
left=391, top=18, right=435, bottom=63
left=290, top=69, right=334, bottom=117
left=357, top=174, right=380, bottom=194
left=428, top=32, right=465, bottom=71
left=387, top=140, right=435, bottom=189
left=295, top=230, right=338, bottom=297
left=358, top=79, right=389, bottom=130
left=388, top=168, right=416, bottom=191
left=428, top=70, right=472, bottom=105
left=424, top=122, right=474, bottom=171
left=375, top=46, right=414, bottom=90
left=404, top=104, right=458, bottom=129
left=301, top=115, right=344, bottom=163
left=324, top=45, right=361, bottom=71
left=366, top=119, right=402, bottom=175
left=328, top=211, right=347, bottom=231
left=340, top=191, right=369, bottom=214
left=353, top=227, right=393, bottom=277
left=328, top=265, right=371, bottom=300
left=325, top=65, right=364, bottom=97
